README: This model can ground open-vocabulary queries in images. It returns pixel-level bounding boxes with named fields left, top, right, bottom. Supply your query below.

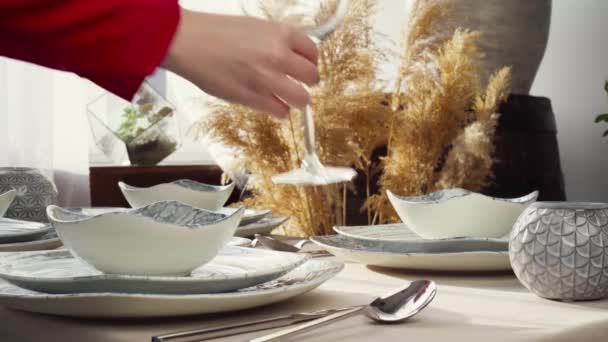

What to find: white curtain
left=0, top=58, right=92, bottom=207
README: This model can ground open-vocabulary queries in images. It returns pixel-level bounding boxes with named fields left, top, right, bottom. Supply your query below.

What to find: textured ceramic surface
left=0, top=248, right=309, bottom=295
left=0, top=218, right=51, bottom=244
left=217, top=207, right=272, bottom=226
left=235, top=216, right=289, bottom=237
left=387, top=189, right=538, bottom=239
left=47, top=201, right=245, bottom=276
left=333, top=224, right=508, bottom=253
left=119, top=180, right=235, bottom=210
left=0, top=190, right=16, bottom=217
left=0, top=230, right=61, bottom=252
left=0, top=259, right=343, bottom=318
left=0, top=168, right=58, bottom=222
left=312, top=235, right=511, bottom=271
left=510, top=202, right=608, bottom=301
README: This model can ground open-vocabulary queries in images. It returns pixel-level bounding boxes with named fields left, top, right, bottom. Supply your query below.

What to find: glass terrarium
left=87, top=82, right=181, bottom=166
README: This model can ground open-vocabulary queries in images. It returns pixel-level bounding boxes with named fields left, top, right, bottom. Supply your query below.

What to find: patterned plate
left=0, top=218, right=52, bottom=244
left=312, top=235, right=511, bottom=271
left=0, top=247, right=309, bottom=295
left=217, top=208, right=272, bottom=226
left=0, top=259, right=343, bottom=318
left=235, top=216, right=290, bottom=237
left=0, top=230, right=61, bottom=252
left=333, top=224, right=508, bottom=253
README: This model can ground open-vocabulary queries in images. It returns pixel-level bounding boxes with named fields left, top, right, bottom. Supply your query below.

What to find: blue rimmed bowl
left=118, top=180, right=235, bottom=210
left=47, top=201, right=245, bottom=276
left=387, top=189, right=539, bottom=239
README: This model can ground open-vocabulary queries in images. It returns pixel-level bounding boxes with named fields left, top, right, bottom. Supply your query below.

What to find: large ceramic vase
left=407, top=0, right=564, bottom=203
left=412, top=0, right=552, bottom=95
left=510, top=202, right=608, bottom=301
left=0, top=168, right=58, bottom=222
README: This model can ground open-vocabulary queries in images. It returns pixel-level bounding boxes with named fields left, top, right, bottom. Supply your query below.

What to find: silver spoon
left=250, top=280, right=437, bottom=342
left=242, top=0, right=357, bottom=186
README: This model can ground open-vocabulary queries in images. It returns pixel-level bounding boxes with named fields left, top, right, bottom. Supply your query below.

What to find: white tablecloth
left=1, top=261, right=608, bottom=342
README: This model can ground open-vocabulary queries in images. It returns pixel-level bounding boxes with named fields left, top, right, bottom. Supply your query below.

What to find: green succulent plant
left=596, top=81, right=608, bottom=138
left=116, top=107, right=146, bottom=143
left=116, top=105, right=174, bottom=144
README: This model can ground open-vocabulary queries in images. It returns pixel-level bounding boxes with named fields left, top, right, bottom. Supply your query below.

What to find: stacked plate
left=220, top=207, right=290, bottom=238
left=313, top=224, right=511, bottom=271
left=0, top=201, right=342, bottom=318
left=0, top=249, right=343, bottom=318
left=311, top=189, right=540, bottom=272
left=0, top=218, right=61, bottom=252
left=0, top=189, right=62, bottom=252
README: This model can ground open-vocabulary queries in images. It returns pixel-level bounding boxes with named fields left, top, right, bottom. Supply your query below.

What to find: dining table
left=1, top=258, right=608, bottom=342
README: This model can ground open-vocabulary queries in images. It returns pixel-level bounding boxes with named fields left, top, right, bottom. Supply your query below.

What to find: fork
left=151, top=307, right=359, bottom=342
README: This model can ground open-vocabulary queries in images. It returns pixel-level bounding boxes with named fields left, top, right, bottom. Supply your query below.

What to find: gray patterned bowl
left=119, top=180, right=235, bottom=210
left=0, top=190, right=16, bottom=217
left=47, top=201, right=245, bottom=276
left=0, top=167, right=58, bottom=222
left=510, top=202, right=608, bottom=301
left=388, top=189, right=538, bottom=239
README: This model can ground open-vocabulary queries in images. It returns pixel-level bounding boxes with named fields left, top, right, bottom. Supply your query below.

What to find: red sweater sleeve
left=0, top=0, right=180, bottom=100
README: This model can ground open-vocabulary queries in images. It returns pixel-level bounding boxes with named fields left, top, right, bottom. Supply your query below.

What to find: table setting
left=0, top=179, right=351, bottom=338
left=2, top=173, right=608, bottom=342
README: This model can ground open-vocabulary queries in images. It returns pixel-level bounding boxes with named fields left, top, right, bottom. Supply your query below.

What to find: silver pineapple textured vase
left=510, top=202, right=608, bottom=301
left=0, top=168, right=58, bottom=222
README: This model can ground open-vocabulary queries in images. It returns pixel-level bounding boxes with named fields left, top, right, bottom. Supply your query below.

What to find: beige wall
left=529, top=1, right=608, bottom=201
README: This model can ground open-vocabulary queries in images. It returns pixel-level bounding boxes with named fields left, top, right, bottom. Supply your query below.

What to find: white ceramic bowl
left=47, top=201, right=245, bottom=276
left=387, top=189, right=539, bottom=239
left=118, top=180, right=235, bottom=210
left=0, top=190, right=16, bottom=217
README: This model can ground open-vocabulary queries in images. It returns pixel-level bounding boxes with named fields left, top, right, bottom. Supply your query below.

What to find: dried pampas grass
left=193, top=0, right=511, bottom=235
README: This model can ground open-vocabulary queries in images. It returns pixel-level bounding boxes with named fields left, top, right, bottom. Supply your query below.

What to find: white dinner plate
left=0, top=218, right=51, bottom=244
left=0, top=259, right=343, bottom=318
left=235, top=216, right=289, bottom=237
left=333, top=224, right=508, bottom=253
left=312, top=235, right=511, bottom=271
left=0, top=247, right=309, bottom=295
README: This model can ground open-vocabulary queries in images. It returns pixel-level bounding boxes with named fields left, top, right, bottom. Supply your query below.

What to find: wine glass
left=241, top=0, right=356, bottom=186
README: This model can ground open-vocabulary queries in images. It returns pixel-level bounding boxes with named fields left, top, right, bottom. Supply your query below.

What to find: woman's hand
left=162, top=8, right=320, bottom=119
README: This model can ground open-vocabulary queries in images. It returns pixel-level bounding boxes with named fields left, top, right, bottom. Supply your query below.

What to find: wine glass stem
left=302, top=104, right=316, bottom=156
